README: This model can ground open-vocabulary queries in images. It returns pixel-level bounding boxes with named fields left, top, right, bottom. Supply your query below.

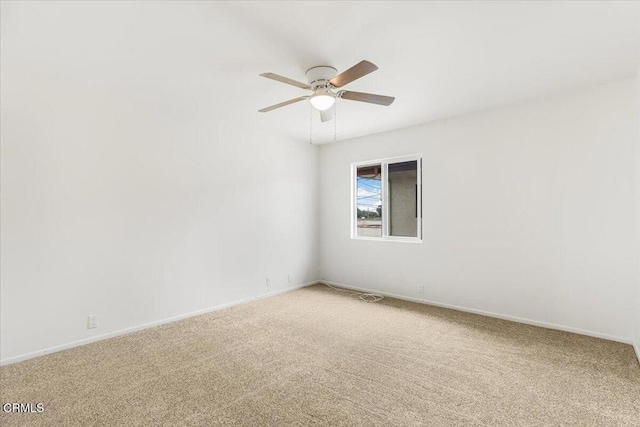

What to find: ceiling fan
left=258, top=60, right=395, bottom=122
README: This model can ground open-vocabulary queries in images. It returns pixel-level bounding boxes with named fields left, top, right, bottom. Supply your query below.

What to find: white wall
left=0, top=4, right=320, bottom=363
left=636, top=67, right=640, bottom=360
left=319, top=78, right=638, bottom=343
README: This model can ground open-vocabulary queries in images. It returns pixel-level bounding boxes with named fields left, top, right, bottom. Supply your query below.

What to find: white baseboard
left=0, top=280, right=320, bottom=367
left=323, top=280, right=633, bottom=345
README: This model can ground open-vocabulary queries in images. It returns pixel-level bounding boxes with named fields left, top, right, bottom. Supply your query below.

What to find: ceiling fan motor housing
left=305, top=66, right=338, bottom=89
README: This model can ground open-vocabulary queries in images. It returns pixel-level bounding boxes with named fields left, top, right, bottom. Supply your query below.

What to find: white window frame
left=351, top=154, right=422, bottom=243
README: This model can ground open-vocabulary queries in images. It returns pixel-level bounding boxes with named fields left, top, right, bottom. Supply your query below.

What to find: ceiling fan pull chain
left=334, top=102, right=337, bottom=141
left=309, top=103, right=313, bottom=145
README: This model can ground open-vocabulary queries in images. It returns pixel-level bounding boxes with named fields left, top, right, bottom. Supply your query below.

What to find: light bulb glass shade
left=309, top=93, right=336, bottom=111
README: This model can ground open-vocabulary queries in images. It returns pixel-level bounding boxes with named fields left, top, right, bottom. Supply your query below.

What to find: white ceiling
left=2, top=1, right=639, bottom=144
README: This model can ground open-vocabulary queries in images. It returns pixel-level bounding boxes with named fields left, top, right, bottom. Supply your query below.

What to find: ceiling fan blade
left=329, top=60, right=378, bottom=88
left=259, top=96, right=308, bottom=113
left=340, top=91, right=395, bottom=106
left=320, top=105, right=335, bottom=122
left=259, top=72, right=311, bottom=89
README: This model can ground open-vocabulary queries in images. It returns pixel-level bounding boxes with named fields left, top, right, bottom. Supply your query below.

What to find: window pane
left=388, top=160, right=418, bottom=237
left=356, top=165, right=382, bottom=237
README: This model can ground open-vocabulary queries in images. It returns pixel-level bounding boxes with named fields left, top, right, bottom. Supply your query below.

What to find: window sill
left=351, top=236, right=423, bottom=244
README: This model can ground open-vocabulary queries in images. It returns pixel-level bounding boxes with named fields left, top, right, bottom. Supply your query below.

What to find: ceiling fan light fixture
left=309, top=88, right=336, bottom=111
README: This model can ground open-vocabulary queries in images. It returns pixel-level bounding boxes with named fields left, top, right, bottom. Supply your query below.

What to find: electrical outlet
left=87, top=315, right=98, bottom=329
left=287, top=274, right=292, bottom=283
left=266, top=277, right=271, bottom=291
left=418, top=285, right=425, bottom=295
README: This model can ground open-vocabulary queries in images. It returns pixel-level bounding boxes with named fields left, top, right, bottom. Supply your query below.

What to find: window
left=352, top=155, right=422, bottom=242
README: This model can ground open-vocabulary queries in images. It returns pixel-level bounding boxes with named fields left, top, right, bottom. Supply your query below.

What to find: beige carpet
left=1, top=284, right=639, bottom=426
